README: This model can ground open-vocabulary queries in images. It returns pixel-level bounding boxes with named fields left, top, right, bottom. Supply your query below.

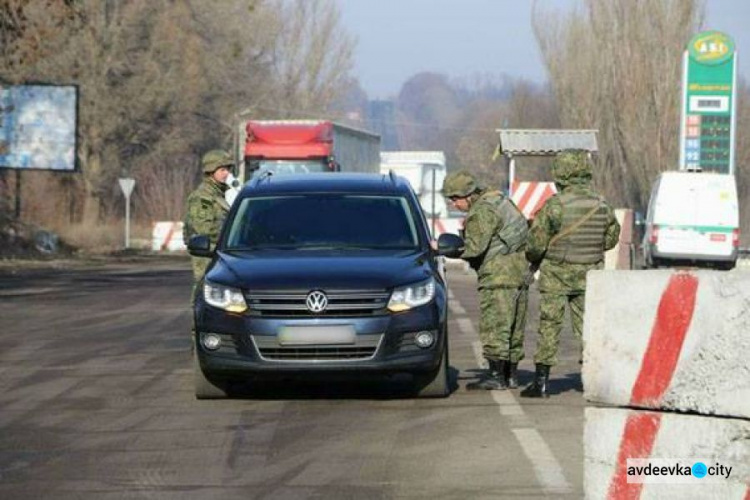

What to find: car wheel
left=414, top=345, right=450, bottom=398
left=193, top=351, right=230, bottom=399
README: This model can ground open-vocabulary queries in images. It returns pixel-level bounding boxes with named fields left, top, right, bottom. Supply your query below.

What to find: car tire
left=414, top=344, right=450, bottom=398
left=193, top=351, right=230, bottom=399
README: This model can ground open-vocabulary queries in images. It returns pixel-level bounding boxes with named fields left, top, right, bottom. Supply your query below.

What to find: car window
left=225, top=195, right=420, bottom=250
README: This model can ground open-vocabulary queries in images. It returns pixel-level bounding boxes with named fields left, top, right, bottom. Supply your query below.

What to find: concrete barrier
left=583, top=270, right=750, bottom=419
left=585, top=407, right=750, bottom=499
left=604, top=209, right=634, bottom=270
left=151, top=221, right=186, bottom=252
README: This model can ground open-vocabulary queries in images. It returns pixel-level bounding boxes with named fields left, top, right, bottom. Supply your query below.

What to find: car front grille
left=252, top=334, right=382, bottom=362
left=245, top=289, right=390, bottom=317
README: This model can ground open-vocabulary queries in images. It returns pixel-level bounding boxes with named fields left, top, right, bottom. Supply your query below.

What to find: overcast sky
left=335, top=0, right=750, bottom=99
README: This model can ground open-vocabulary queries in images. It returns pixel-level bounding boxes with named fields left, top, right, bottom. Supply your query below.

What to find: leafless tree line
left=1, top=0, right=353, bottom=235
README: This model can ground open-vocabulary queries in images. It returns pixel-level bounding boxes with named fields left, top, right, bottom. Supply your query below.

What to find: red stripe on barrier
left=515, top=184, right=536, bottom=215
left=607, top=412, right=662, bottom=500
left=161, top=223, right=176, bottom=251
left=629, top=273, right=699, bottom=407
left=606, top=273, right=699, bottom=499
left=745, top=486, right=750, bottom=500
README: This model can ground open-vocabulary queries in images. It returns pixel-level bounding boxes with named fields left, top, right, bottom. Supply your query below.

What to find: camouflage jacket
left=526, top=185, right=620, bottom=294
left=461, top=190, right=529, bottom=289
left=183, top=177, right=230, bottom=247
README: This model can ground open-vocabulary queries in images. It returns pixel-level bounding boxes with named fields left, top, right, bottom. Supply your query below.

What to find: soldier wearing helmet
left=443, top=169, right=531, bottom=390
left=183, top=149, right=234, bottom=284
left=520, top=149, right=620, bottom=398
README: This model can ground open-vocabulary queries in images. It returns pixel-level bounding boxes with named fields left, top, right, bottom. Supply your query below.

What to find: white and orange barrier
left=585, top=407, right=750, bottom=499
left=510, top=181, right=556, bottom=220
left=583, top=269, right=750, bottom=420
left=151, top=221, right=186, bottom=252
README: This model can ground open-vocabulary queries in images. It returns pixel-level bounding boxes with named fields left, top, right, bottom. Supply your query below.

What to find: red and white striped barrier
left=583, top=270, right=750, bottom=419
left=510, top=181, right=557, bottom=220
left=585, top=407, right=750, bottom=499
left=151, top=221, right=186, bottom=252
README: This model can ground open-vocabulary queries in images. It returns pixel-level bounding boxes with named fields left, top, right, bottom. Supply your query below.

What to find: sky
left=335, top=0, right=750, bottom=99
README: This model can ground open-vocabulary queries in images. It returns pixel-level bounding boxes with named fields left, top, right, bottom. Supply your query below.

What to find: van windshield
left=225, top=195, right=420, bottom=250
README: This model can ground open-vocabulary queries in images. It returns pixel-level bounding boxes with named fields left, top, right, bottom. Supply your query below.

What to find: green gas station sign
left=679, top=31, right=737, bottom=174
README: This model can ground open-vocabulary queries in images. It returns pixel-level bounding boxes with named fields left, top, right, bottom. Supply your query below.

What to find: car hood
left=206, top=250, right=435, bottom=291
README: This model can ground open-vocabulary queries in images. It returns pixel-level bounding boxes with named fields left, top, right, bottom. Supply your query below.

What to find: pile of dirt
left=0, top=219, right=77, bottom=259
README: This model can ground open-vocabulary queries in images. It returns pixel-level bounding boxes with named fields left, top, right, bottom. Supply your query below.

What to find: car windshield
left=225, top=194, right=420, bottom=250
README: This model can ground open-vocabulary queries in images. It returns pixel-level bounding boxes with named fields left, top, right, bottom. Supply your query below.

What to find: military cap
left=552, top=149, right=592, bottom=185
left=202, top=149, right=234, bottom=174
left=443, top=170, right=482, bottom=198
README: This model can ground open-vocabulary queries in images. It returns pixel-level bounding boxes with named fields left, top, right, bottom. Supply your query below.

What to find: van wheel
left=414, top=345, right=450, bottom=398
left=193, top=351, right=230, bottom=399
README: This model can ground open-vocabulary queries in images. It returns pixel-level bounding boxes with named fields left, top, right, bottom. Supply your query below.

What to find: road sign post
left=118, top=178, right=135, bottom=249
left=679, top=31, right=737, bottom=174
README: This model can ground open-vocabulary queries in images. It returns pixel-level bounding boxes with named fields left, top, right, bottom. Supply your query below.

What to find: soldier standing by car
left=520, top=149, right=620, bottom=398
left=443, top=170, right=531, bottom=390
left=183, top=149, right=234, bottom=288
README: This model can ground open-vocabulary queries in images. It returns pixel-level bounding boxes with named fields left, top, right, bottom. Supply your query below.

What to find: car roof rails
left=388, top=169, right=398, bottom=185
left=250, top=170, right=273, bottom=188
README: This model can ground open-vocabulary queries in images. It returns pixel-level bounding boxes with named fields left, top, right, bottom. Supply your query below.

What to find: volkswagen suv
left=187, top=172, right=464, bottom=398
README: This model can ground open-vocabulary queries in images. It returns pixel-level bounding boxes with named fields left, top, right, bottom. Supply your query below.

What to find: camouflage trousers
left=533, top=292, right=585, bottom=366
left=478, top=287, right=528, bottom=362
left=190, top=256, right=212, bottom=298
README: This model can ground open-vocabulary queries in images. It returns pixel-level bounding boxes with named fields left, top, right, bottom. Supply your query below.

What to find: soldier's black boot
left=520, top=364, right=550, bottom=398
left=466, top=360, right=507, bottom=391
left=505, top=361, right=519, bottom=389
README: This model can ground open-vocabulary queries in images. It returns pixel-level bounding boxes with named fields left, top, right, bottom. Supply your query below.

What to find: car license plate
left=277, top=325, right=355, bottom=345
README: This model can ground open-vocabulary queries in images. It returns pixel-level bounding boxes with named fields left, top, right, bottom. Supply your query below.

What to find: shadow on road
left=214, top=365, right=462, bottom=401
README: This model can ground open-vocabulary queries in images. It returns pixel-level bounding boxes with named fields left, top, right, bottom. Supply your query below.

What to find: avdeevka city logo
left=626, top=459, right=732, bottom=483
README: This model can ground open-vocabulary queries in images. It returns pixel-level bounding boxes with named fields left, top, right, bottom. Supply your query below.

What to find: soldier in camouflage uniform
left=184, top=150, right=233, bottom=287
left=443, top=170, right=531, bottom=390
left=520, top=149, right=620, bottom=398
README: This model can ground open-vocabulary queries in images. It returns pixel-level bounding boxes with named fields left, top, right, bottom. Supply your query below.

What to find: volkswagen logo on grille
left=306, top=290, right=328, bottom=313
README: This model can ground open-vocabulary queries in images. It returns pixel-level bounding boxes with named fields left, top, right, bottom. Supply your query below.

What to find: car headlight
left=203, top=280, right=247, bottom=313
left=388, top=278, right=436, bottom=312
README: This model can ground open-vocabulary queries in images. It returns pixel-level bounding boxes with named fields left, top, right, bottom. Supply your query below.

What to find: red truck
left=237, top=120, right=381, bottom=182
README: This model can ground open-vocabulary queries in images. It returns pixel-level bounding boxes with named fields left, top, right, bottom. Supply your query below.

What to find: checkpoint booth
left=495, top=128, right=599, bottom=220
left=494, top=129, right=634, bottom=269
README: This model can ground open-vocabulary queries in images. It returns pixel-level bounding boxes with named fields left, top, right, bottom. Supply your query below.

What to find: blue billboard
left=0, top=84, right=77, bottom=171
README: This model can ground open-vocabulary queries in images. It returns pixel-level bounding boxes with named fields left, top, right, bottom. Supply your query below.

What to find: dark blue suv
left=187, top=173, right=464, bottom=399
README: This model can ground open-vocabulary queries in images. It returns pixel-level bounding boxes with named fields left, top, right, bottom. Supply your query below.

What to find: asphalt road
left=0, top=257, right=585, bottom=499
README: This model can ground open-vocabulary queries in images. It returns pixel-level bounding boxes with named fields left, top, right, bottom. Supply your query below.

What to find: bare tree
left=1, top=0, right=356, bottom=236
left=533, top=0, right=705, bottom=210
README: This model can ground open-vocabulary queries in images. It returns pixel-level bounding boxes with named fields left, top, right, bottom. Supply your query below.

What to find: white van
left=643, top=171, right=739, bottom=269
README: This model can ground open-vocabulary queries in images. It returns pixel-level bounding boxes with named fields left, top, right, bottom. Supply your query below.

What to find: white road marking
left=512, top=428, right=573, bottom=494
left=456, top=317, right=476, bottom=336
left=453, top=294, right=571, bottom=496
left=449, top=299, right=466, bottom=316
left=490, top=390, right=525, bottom=416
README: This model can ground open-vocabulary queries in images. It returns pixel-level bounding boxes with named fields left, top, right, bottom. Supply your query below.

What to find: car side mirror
left=437, top=233, right=464, bottom=258
left=187, top=235, right=213, bottom=257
